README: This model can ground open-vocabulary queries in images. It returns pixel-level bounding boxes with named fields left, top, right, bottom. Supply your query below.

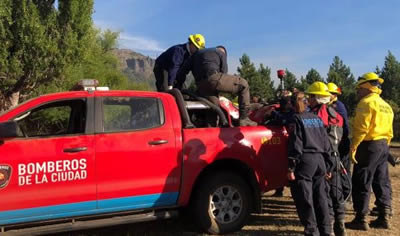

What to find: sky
left=93, top=0, right=400, bottom=84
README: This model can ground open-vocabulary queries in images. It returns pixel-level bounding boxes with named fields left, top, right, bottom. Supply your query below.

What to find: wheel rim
left=209, top=185, right=243, bottom=224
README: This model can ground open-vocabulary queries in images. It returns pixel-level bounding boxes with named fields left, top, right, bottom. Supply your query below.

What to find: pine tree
left=257, top=64, right=275, bottom=101
left=237, top=54, right=275, bottom=101
left=327, top=56, right=355, bottom=86
left=327, top=56, right=356, bottom=116
left=298, top=76, right=308, bottom=92
left=237, top=54, right=257, bottom=81
left=305, top=68, right=323, bottom=84
left=379, top=51, right=400, bottom=105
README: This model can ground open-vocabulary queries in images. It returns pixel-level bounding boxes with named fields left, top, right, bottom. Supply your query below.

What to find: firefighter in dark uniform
left=306, top=82, right=346, bottom=236
left=328, top=82, right=352, bottom=212
left=328, top=82, right=350, bottom=161
left=287, top=92, right=332, bottom=236
left=348, top=72, right=394, bottom=230
left=153, top=34, right=205, bottom=91
left=176, top=46, right=257, bottom=126
left=264, top=96, right=295, bottom=197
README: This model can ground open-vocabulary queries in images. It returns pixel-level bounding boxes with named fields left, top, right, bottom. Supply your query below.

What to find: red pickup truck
left=0, top=87, right=288, bottom=235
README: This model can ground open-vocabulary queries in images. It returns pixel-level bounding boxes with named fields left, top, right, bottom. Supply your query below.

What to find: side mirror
left=0, top=121, right=18, bottom=139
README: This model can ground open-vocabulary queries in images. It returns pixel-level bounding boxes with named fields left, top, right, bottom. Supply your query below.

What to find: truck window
left=14, top=99, right=86, bottom=137
left=102, top=97, right=164, bottom=132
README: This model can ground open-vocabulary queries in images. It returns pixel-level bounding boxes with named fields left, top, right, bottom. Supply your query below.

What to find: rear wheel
left=192, top=171, right=252, bottom=234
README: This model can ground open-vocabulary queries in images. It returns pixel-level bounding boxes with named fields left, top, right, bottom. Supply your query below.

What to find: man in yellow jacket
left=348, top=72, right=394, bottom=231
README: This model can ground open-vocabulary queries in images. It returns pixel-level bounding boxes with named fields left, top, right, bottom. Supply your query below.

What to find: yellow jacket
left=351, top=93, right=394, bottom=150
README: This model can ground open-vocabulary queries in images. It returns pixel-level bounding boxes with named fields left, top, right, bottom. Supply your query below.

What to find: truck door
left=95, top=96, right=180, bottom=211
left=0, top=98, right=96, bottom=225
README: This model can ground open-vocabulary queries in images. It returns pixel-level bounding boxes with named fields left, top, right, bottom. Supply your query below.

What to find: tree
left=35, top=28, right=151, bottom=96
left=379, top=51, right=400, bottom=105
left=237, top=54, right=257, bottom=82
left=237, top=54, right=275, bottom=102
left=257, top=64, right=275, bottom=101
left=327, top=56, right=357, bottom=116
left=298, top=68, right=323, bottom=91
left=298, top=76, right=308, bottom=92
left=379, top=51, right=400, bottom=140
left=305, top=68, right=323, bottom=84
left=327, top=56, right=355, bottom=87
left=0, top=0, right=94, bottom=112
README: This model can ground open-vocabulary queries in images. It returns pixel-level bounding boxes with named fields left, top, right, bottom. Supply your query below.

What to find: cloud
left=119, top=33, right=165, bottom=52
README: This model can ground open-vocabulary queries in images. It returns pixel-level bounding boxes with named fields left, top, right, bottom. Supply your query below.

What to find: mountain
left=112, top=49, right=156, bottom=89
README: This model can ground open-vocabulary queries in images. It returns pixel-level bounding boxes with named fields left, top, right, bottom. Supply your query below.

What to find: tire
left=191, top=171, right=252, bottom=234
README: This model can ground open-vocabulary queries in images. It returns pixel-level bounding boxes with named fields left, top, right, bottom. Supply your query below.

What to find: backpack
left=314, top=104, right=344, bottom=153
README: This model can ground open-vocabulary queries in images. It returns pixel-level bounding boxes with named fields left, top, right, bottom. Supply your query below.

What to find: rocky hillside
left=112, top=49, right=156, bottom=89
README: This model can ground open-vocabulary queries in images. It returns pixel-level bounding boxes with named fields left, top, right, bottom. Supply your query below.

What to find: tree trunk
left=0, top=92, right=20, bottom=113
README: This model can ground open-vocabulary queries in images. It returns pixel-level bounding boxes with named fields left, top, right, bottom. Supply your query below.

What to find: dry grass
left=54, top=147, right=400, bottom=236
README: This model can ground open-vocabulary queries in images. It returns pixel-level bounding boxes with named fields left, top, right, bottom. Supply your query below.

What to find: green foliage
left=305, top=68, right=323, bottom=83
left=387, top=100, right=400, bottom=140
left=0, top=0, right=149, bottom=102
left=377, top=51, right=400, bottom=140
left=327, top=56, right=355, bottom=86
left=0, top=0, right=94, bottom=111
left=257, top=64, right=275, bottom=101
left=237, top=54, right=275, bottom=101
left=298, top=68, right=323, bottom=91
left=237, top=54, right=257, bottom=82
left=327, top=56, right=357, bottom=116
left=379, top=51, right=400, bottom=105
left=34, top=28, right=150, bottom=95
left=18, top=105, right=71, bottom=137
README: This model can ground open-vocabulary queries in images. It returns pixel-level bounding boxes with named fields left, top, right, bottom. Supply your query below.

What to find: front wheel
left=192, top=171, right=252, bottom=234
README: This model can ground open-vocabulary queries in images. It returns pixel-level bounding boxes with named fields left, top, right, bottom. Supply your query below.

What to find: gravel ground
left=52, top=147, right=400, bottom=236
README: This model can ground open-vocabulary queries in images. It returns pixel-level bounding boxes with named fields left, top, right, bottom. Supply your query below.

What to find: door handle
left=148, top=140, right=168, bottom=145
left=63, top=147, right=87, bottom=153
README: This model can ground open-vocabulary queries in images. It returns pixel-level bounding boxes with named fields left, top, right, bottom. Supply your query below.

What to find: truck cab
left=0, top=86, right=288, bottom=235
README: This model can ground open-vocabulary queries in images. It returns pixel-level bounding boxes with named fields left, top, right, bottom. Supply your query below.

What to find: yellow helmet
left=305, top=81, right=331, bottom=96
left=327, top=82, right=342, bottom=95
left=357, top=72, right=384, bottom=86
left=188, top=34, right=205, bottom=49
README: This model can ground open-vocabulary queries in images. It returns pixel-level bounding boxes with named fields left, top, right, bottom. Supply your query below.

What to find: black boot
left=333, top=218, right=346, bottom=236
left=272, top=187, right=284, bottom=197
left=370, top=208, right=391, bottom=229
left=371, top=206, right=393, bottom=218
left=239, top=108, right=257, bottom=126
left=346, top=213, right=369, bottom=231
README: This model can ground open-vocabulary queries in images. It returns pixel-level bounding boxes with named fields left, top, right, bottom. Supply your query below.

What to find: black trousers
left=290, top=153, right=331, bottom=236
left=326, top=154, right=346, bottom=220
left=153, top=64, right=169, bottom=92
left=327, top=168, right=345, bottom=220
left=352, top=140, right=391, bottom=215
left=197, top=73, right=251, bottom=118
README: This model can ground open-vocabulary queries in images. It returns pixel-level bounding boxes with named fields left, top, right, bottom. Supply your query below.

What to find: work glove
left=350, top=147, right=357, bottom=164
